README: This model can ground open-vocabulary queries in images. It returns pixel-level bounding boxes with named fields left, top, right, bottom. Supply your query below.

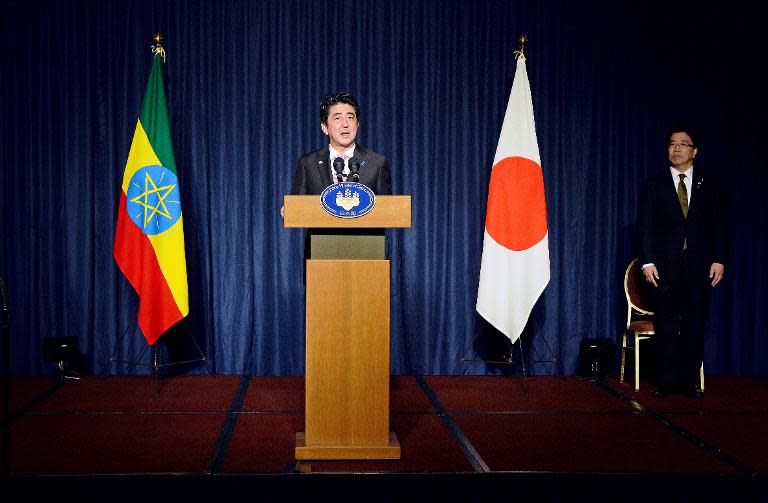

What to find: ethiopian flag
left=114, top=52, right=189, bottom=345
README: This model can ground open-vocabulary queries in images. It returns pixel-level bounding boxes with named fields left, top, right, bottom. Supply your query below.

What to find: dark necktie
left=678, top=173, right=688, bottom=249
left=677, top=173, right=688, bottom=218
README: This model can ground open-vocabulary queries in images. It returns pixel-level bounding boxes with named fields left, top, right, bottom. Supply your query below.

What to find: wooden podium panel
left=296, top=260, right=400, bottom=460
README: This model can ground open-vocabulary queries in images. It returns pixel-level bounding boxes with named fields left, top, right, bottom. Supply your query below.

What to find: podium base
left=295, top=432, right=401, bottom=460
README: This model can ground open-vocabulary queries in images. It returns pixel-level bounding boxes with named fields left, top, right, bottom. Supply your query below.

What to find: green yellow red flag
left=114, top=50, right=189, bottom=345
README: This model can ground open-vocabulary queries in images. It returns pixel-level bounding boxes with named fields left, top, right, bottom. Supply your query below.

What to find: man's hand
left=710, top=263, right=724, bottom=287
left=642, top=264, right=659, bottom=287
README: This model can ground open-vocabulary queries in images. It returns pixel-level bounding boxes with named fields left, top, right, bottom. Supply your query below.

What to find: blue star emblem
left=126, top=165, right=182, bottom=235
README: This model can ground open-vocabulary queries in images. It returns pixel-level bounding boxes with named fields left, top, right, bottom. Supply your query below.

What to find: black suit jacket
left=290, top=145, right=392, bottom=195
left=637, top=169, right=727, bottom=281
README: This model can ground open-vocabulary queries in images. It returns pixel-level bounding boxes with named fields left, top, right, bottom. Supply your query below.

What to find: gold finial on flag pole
left=514, top=33, right=528, bottom=60
left=151, top=32, right=166, bottom=62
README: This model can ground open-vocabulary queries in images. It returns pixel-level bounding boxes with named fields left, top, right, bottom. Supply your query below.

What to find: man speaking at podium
left=287, top=92, right=392, bottom=267
left=288, top=93, right=403, bottom=461
left=290, top=91, right=391, bottom=196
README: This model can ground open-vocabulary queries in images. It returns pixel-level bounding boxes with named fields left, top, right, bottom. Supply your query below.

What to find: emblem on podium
left=320, top=182, right=375, bottom=218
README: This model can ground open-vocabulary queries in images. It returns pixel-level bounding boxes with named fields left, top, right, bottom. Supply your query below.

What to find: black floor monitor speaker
left=578, top=338, right=616, bottom=380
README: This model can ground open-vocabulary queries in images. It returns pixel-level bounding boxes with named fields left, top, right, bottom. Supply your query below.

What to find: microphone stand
left=333, top=157, right=345, bottom=183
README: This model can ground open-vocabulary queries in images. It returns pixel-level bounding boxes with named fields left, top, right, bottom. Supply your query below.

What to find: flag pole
left=1, top=278, right=10, bottom=478
left=151, top=32, right=166, bottom=62
left=509, top=33, right=557, bottom=378
left=150, top=32, right=165, bottom=376
left=514, top=33, right=528, bottom=60
left=108, top=33, right=165, bottom=375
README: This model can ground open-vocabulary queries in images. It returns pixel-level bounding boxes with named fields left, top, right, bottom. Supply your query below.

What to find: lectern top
left=283, top=195, right=411, bottom=228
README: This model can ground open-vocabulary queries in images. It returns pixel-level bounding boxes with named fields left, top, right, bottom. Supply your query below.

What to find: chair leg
left=700, top=363, right=705, bottom=391
left=634, top=334, right=640, bottom=392
left=619, top=332, right=627, bottom=383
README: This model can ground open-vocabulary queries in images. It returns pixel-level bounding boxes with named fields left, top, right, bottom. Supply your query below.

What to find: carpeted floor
left=3, top=375, right=767, bottom=485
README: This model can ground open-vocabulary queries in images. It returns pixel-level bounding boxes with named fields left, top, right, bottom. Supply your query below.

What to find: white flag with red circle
left=476, top=56, right=550, bottom=343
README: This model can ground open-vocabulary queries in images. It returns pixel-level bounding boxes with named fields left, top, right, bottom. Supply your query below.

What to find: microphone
left=350, top=160, right=360, bottom=182
left=332, top=157, right=345, bottom=183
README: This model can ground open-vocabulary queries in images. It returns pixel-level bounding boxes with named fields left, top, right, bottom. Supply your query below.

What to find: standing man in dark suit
left=287, top=92, right=391, bottom=265
left=291, top=91, right=391, bottom=196
left=636, top=125, right=727, bottom=398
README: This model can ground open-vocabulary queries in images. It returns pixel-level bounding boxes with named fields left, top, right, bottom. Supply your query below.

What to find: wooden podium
left=284, top=195, right=411, bottom=460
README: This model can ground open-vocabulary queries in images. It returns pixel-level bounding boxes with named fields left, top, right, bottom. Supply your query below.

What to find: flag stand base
left=451, top=319, right=530, bottom=393
left=451, top=317, right=557, bottom=393
left=103, top=318, right=209, bottom=375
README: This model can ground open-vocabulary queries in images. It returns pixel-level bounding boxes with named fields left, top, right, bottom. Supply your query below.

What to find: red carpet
left=616, top=376, right=768, bottom=413
left=390, top=376, right=435, bottom=413
left=223, top=413, right=305, bottom=473
left=454, top=413, right=737, bottom=473
left=3, top=377, right=60, bottom=415
left=11, top=413, right=225, bottom=474
left=306, top=414, right=474, bottom=473
left=242, top=376, right=304, bottom=412
left=669, top=413, right=768, bottom=474
left=5, top=375, right=767, bottom=479
left=226, top=376, right=464, bottom=473
left=634, top=377, right=768, bottom=474
left=239, top=376, right=435, bottom=413
left=426, top=376, right=629, bottom=413
left=31, top=375, right=240, bottom=413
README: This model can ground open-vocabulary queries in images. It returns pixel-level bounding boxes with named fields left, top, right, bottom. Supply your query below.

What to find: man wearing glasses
left=636, top=126, right=727, bottom=398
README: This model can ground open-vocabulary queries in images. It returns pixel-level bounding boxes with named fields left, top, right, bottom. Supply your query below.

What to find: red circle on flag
left=485, top=156, right=547, bottom=251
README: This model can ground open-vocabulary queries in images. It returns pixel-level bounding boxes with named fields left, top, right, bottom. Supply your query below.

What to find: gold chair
left=619, top=258, right=704, bottom=391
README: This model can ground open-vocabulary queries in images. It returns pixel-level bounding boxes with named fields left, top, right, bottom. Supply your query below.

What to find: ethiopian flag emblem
left=114, top=51, right=189, bottom=345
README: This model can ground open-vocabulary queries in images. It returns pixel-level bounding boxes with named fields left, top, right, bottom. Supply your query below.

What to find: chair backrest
left=624, top=258, right=654, bottom=315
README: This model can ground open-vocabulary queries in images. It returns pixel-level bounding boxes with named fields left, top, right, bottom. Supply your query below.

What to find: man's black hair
left=320, top=92, right=360, bottom=125
left=667, top=123, right=700, bottom=148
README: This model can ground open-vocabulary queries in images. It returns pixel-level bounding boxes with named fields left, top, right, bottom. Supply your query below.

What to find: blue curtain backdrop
left=1, top=0, right=766, bottom=376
